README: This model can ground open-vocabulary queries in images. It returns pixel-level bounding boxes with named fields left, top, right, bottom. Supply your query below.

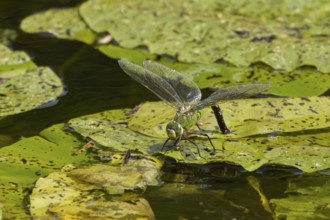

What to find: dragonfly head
left=166, top=120, right=183, bottom=140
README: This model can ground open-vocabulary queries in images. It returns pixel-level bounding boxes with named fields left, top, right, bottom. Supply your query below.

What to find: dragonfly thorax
left=166, top=120, right=183, bottom=140
left=174, top=110, right=201, bottom=130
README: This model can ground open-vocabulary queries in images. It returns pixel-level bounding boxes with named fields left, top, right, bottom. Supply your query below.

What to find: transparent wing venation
left=119, top=60, right=201, bottom=111
left=192, top=84, right=271, bottom=111
left=143, top=60, right=201, bottom=109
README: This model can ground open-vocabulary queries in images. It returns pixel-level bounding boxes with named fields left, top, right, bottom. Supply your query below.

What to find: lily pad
left=130, top=97, right=330, bottom=139
left=0, top=67, right=63, bottom=117
left=20, top=0, right=330, bottom=73
left=20, top=7, right=95, bottom=44
left=0, top=123, right=92, bottom=219
left=66, top=109, right=163, bottom=154
left=0, top=43, right=32, bottom=67
left=77, top=0, right=330, bottom=72
left=19, top=5, right=330, bottom=97
left=98, top=44, right=157, bottom=64
left=30, top=160, right=159, bottom=219
left=270, top=174, right=330, bottom=219
left=67, top=97, right=330, bottom=172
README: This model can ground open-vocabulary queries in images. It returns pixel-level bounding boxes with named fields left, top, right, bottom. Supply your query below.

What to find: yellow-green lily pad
left=0, top=44, right=32, bottom=67
left=130, top=97, right=330, bottom=139
left=67, top=97, right=330, bottom=172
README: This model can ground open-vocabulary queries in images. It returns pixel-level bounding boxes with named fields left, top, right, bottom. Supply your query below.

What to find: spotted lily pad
left=20, top=0, right=330, bottom=73
left=67, top=97, right=330, bottom=172
left=0, top=43, right=33, bottom=67
left=0, top=43, right=63, bottom=117
left=19, top=5, right=330, bottom=96
left=77, top=0, right=330, bottom=72
left=0, top=123, right=91, bottom=219
left=0, top=67, right=63, bottom=117
left=66, top=109, right=162, bottom=154
left=130, top=97, right=330, bottom=139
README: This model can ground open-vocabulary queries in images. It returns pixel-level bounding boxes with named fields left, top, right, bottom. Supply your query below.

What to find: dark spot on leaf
left=267, top=101, right=275, bottom=108
left=308, top=107, right=318, bottom=114
left=234, top=30, right=250, bottom=38
left=301, top=97, right=311, bottom=102
left=251, top=35, right=276, bottom=42
left=206, top=74, right=223, bottom=80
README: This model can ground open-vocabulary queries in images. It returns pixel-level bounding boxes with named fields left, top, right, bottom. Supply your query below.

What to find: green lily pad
left=67, top=97, right=330, bottom=172
left=66, top=109, right=163, bottom=154
left=77, top=0, right=330, bottom=72
left=130, top=97, right=330, bottom=139
left=19, top=4, right=330, bottom=97
left=0, top=124, right=93, bottom=219
left=98, top=44, right=157, bottom=64
left=20, top=0, right=330, bottom=73
left=30, top=161, right=158, bottom=219
left=0, top=43, right=33, bottom=67
left=0, top=67, right=63, bottom=117
left=270, top=174, right=330, bottom=219
left=20, top=7, right=95, bottom=44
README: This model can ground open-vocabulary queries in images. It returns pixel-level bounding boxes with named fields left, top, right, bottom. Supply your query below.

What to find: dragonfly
left=118, top=60, right=270, bottom=157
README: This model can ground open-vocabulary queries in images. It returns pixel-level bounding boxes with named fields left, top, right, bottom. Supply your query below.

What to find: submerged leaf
left=69, top=157, right=163, bottom=193
left=270, top=174, right=330, bottom=219
left=30, top=161, right=158, bottom=219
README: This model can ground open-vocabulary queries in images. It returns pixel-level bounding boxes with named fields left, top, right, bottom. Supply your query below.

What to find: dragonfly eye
left=166, top=121, right=183, bottom=139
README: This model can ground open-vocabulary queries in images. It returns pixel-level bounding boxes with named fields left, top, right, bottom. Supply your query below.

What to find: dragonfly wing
left=118, top=60, right=185, bottom=110
left=192, top=84, right=271, bottom=111
left=143, top=60, right=201, bottom=111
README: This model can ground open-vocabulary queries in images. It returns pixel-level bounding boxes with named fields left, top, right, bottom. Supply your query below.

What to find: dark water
left=0, top=1, right=327, bottom=219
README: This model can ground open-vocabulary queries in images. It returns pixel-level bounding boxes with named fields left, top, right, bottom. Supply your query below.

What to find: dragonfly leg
left=186, top=138, right=205, bottom=159
left=197, top=133, right=216, bottom=154
left=196, top=124, right=216, bottom=154
left=211, top=105, right=231, bottom=134
left=161, top=138, right=171, bottom=151
left=162, top=136, right=182, bottom=152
